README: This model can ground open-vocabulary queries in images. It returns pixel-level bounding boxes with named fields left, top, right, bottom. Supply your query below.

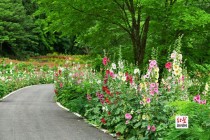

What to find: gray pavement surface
left=0, top=84, right=116, bottom=140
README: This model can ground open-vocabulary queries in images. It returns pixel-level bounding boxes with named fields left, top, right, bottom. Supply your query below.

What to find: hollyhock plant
left=102, top=57, right=109, bottom=66
left=165, top=62, right=172, bottom=71
left=151, top=125, right=156, bottom=132
left=86, top=94, right=92, bottom=101
left=193, top=94, right=200, bottom=102
left=101, top=118, right=106, bottom=124
left=125, top=113, right=132, bottom=120
left=111, top=63, right=116, bottom=69
left=171, top=51, right=177, bottom=59
left=146, top=98, right=151, bottom=103
left=60, top=83, right=63, bottom=88
left=149, top=60, right=157, bottom=68
left=134, top=68, right=140, bottom=74
left=147, top=125, right=151, bottom=131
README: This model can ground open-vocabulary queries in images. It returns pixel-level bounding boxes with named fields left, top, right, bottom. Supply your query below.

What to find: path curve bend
left=0, top=84, right=115, bottom=140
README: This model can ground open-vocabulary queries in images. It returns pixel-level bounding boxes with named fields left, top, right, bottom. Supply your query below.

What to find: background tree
left=0, top=0, right=40, bottom=57
left=35, top=0, right=158, bottom=67
left=35, top=0, right=210, bottom=68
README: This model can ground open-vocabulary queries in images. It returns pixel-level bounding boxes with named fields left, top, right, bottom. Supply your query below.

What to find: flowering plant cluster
left=0, top=59, right=54, bottom=98
left=54, top=51, right=209, bottom=140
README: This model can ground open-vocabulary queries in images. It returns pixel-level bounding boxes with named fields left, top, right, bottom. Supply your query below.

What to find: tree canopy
left=35, top=0, right=210, bottom=67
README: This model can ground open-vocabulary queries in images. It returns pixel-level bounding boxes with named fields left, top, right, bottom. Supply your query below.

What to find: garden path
left=0, top=84, right=115, bottom=140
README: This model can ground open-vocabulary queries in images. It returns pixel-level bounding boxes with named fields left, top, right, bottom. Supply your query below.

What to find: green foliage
left=56, top=85, right=87, bottom=115
left=0, top=0, right=39, bottom=57
left=166, top=101, right=210, bottom=140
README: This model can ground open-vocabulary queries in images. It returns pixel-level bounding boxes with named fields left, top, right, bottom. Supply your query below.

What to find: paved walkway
left=0, top=84, right=116, bottom=140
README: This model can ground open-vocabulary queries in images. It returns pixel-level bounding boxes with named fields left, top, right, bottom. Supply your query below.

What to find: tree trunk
left=131, top=16, right=150, bottom=68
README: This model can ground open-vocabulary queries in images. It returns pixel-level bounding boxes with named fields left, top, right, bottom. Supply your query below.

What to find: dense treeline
left=0, top=0, right=209, bottom=74
left=0, top=0, right=83, bottom=58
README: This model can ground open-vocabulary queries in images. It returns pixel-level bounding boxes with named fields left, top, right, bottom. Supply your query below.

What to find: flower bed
left=0, top=59, right=55, bottom=99
left=54, top=50, right=209, bottom=140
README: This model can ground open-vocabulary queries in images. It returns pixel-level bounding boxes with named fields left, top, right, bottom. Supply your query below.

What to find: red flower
left=108, top=111, right=111, bottom=115
left=165, top=62, right=172, bottom=70
left=125, top=72, right=133, bottom=84
left=60, top=83, right=63, bottom=88
left=58, top=69, right=62, bottom=75
left=54, top=89, right=58, bottom=95
left=102, top=86, right=111, bottom=95
left=105, top=98, right=111, bottom=104
left=116, top=132, right=121, bottom=137
left=101, top=118, right=106, bottom=124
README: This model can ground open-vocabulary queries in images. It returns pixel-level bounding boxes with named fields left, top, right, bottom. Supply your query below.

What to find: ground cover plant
left=54, top=45, right=210, bottom=139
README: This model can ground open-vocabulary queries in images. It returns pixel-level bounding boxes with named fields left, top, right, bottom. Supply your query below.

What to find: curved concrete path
left=0, top=84, right=116, bottom=140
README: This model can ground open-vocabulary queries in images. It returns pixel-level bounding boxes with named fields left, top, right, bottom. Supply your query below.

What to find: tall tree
left=35, top=0, right=156, bottom=66
left=0, top=0, right=35, bottom=56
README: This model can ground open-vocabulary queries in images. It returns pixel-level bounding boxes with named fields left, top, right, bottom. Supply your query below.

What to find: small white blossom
left=122, top=75, right=126, bottom=81
left=97, top=80, right=101, bottom=84
left=118, top=61, right=124, bottom=69
left=111, top=63, right=116, bottom=69
left=134, top=68, right=140, bottom=74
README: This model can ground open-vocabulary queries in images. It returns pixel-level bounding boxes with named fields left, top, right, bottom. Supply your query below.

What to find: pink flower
left=125, top=113, right=132, bottom=120
left=147, top=125, right=151, bottom=130
left=200, top=100, right=206, bottom=104
left=86, top=94, right=92, bottom=101
left=144, top=74, right=150, bottom=79
left=154, top=88, right=159, bottom=93
left=193, top=95, right=200, bottom=102
left=109, top=71, right=115, bottom=78
left=125, top=120, right=129, bottom=124
left=150, top=83, right=156, bottom=88
left=165, top=62, right=172, bottom=70
left=150, top=90, right=155, bottom=96
left=146, top=98, right=151, bottom=103
left=151, top=125, right=156, bottom=132
left=149, top=60, right=157, bottom=68
left=171, top=52, right=176, bottom=59
left=102, top=57, right=109, bottom=66
left=140, top=101, right=144, bottom=104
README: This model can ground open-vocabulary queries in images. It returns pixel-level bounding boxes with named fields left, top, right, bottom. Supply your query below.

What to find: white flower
left=118, top=61, right=124, bottom=69
left=97, top=80, right=101, bottom=84
left=134, top=68, right=140, bottom=74
left=205, top=83, right=209, bottom=91
left=122, top=75, right=126, bottom=81
left=102, top=106, right=108, bottom=111
left=178, top=54, right=182, bottom=61
left=111, top=63, right=116, bottom=69
left=171, top=51, right=177, bottom=59
left=118, top=71, right=123, bottom=77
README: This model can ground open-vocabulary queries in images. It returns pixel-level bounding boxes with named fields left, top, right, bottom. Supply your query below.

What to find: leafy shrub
left=165, top=101, right=210, bottom=140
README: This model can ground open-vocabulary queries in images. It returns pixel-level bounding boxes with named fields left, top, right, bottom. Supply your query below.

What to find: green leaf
left=115, top=123, right=126, bottom=133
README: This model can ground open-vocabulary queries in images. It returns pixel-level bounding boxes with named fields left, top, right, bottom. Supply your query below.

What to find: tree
left=36, top=0, right=210, bottom=68
left=0, top=0, right=39, bottom=56
left=35, top=0, right=158, bottom=66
